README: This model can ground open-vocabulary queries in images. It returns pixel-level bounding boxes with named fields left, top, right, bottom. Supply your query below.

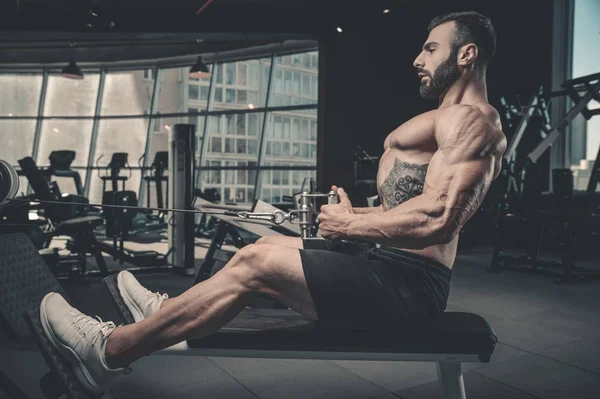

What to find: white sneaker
left=117, top=271, right=169, bottom=322
left=40, top=292, right=131, bottom=394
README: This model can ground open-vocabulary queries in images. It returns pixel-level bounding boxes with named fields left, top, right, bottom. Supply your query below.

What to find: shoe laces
left=72, top=314, right=116, bottom=343
left=141, top=289, right=169, bottom=303
left=64, top=314, right=115, bottom=355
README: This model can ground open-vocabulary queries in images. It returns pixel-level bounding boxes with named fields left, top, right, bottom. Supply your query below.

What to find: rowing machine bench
left=178, top=313, right=495, bottom=399
left=24, top=275, right=496, bottom=399
left=106, top=275, right=496, bottom=399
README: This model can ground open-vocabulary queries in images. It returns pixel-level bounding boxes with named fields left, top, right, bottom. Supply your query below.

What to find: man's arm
left=353, top=205, right=384, bottom=214
left=336, top=105, right=506, bottom=249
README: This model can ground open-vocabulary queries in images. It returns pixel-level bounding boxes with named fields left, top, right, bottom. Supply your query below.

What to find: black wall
left=318, top=0, right=555, bottom=192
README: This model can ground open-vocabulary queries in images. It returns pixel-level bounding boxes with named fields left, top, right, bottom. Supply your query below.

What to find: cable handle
left=235, top=210, right=289, bottom=224
left=300, top=190, right=339, bottom=204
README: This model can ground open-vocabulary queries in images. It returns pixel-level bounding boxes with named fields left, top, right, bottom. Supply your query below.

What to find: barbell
left=0, top=159, right=337, bottom=228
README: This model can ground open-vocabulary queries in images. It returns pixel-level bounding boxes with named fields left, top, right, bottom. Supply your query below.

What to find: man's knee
left=255, top=236, right=271, bottom=245
left=226, top=244, right=272, bottom=290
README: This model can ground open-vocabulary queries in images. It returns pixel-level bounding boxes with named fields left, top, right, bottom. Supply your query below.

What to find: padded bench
left=104, top=274, right=497, bottom=399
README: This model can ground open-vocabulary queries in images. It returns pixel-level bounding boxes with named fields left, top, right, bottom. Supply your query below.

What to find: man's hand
left=318, top=186, right=354, bottom=240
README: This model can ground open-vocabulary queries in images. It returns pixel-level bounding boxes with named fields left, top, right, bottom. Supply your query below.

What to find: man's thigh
left=255, top=235, right=304, bottom=249
left=298, top=247, right=418, bottom=329
left=244, top=243, right=316, bottom=319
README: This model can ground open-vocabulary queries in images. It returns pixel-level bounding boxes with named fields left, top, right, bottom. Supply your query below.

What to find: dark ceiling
left=0, top=0, right=429, bottom=66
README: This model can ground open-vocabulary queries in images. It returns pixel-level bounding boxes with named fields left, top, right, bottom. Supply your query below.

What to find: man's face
left=413, top=22, right=461, bottom=99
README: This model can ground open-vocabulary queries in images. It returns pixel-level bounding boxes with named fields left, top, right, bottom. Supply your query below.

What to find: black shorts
left=299, top=239, right=452, bottom=329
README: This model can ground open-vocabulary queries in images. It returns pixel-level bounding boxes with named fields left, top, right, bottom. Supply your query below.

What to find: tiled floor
left=1, top=245, right=599, bottom=398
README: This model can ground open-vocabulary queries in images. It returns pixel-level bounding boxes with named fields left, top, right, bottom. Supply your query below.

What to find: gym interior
left=0, top=0, right=599, bottom=398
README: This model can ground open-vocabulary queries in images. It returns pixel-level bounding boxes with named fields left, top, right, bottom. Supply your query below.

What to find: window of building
left=200, top=86, right=209, bottom=101
left=143, top=69, right=156, bottom=81
left=226, top=63, right=236, bottom=85
left=239, top=64, right=248, bottom=86
left=189, top=84, right=199, bottom=100
left=226, top=89, right=235, bottom=104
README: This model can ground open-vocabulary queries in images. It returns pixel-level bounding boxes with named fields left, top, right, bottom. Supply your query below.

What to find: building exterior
left=0, top=50, right=318, bottom=206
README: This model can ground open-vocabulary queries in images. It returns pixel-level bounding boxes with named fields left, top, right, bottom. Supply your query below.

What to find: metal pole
left=27, top=70, right=49, bottom=194
left=138, top=67, right=162, bottom=206
left=195, top=61, right=218, bottom=190
left=253, top=54, right=276, bottom=201
left=168, top=124, right=196, bottom=275
left=504, top=94, right=540, bottom=163
left=84, top=69, right=106, bottom=197
left=31, top=70, right=49, bottom=164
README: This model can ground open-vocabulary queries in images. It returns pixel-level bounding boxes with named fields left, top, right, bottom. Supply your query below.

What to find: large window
left=101, top=71, right=155, bottom=115
left=0, top=120, right=37, bottom=165
left=0, top=48, right=318, bottom=206
left=88, top=118, right=149, bottom=203
left=0, top=74, right=43, bottom=116
left=258, top=109, right=317, bottom=203
left=44, top=74, right=100, bottom=116
left=572, top=0, right=600, bottom=162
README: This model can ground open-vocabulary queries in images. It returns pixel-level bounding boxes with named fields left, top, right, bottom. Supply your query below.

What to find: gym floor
left=2, top=242, right=599, bottom=399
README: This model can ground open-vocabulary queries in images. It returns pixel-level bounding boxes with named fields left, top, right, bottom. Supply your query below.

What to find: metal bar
left=138, top=66, right=162, bottom=206
left=0, top=104, right=317, bottom=120
left=437, top=360, right=466, bottom=399
left=31, top=70, right=48, bottom=163
left=528, top=80, right=600, bottom=163
left=586, top=82, right=600, bottom=103
left=503, top=94, right=540, bottom=162
left=8, top=198, right=238, bottom=216
left=195, top=60, right=218, bottom=191
left=548, top=85, right=597, bottom=98
left=22, top=165, right=317, bottom=171
left=159, top=345, right=483, bottom=363
left=0, top=40, right=317, bottom=73
left=253, top=54, right=276, bottom=201
left=28, top=70, right=49, bottom=195
left=586, top=144, right=600, bottom=194
left=562, top=72, right=600, bottom=87
left=84, top=69, right=106, bottom=197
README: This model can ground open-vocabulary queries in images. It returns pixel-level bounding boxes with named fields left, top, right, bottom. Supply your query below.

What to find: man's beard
left=419, top=53, right=461, bottom=99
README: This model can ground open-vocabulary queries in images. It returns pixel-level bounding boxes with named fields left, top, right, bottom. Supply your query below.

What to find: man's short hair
left=427, top=11, right=497, bottom=69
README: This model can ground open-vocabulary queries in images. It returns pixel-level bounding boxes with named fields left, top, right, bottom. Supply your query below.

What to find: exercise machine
left=491, top=72, right=600, bottom=283
left=141, top=151, right=169, bottom=220
left=47, top=150, right=85, bottom=197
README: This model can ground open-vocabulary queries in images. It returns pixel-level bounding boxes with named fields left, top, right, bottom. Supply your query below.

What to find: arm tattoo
left=379, top=158, right=428, bottom=209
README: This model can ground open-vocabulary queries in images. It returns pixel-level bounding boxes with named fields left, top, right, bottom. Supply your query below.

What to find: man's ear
left=458, top=43, right=478, bottom=67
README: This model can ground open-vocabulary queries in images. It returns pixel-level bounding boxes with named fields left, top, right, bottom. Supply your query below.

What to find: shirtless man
left=40, top=11, right=506, bottom=393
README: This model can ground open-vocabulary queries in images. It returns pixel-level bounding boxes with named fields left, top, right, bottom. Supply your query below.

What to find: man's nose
left=413, top=51, right=424, bottom=68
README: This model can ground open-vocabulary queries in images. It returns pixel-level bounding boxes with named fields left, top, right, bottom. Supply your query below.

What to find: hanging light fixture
left=61, top=59, right=84, bottom=80
left=189, top=56, right=212, bottom=79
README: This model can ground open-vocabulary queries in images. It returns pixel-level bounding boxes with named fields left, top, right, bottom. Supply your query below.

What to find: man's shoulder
left=433, top=103, right=505, bottom=152
left=436, top=103, right=501, bottom=128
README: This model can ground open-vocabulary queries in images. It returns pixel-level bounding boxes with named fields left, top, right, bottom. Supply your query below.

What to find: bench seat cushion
left=187, top=309, right=497, bottom=361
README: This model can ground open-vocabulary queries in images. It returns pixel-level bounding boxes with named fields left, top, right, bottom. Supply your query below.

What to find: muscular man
left=41, top=11, right=506, bottom=393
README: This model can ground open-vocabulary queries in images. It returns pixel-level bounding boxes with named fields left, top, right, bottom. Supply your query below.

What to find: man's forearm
left=344, top=201, right=447, bottom=249
left=352, top=205, right=383, bottom=214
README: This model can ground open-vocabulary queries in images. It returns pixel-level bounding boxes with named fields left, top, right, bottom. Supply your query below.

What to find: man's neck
left=439, top=69, right=488, bottom=108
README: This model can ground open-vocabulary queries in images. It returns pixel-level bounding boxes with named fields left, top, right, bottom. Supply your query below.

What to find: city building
left=0, top=49, right=318, bottom=206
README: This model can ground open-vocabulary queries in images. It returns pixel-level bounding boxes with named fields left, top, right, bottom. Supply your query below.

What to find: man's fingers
left=337, top=187, right=350, bottom=203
